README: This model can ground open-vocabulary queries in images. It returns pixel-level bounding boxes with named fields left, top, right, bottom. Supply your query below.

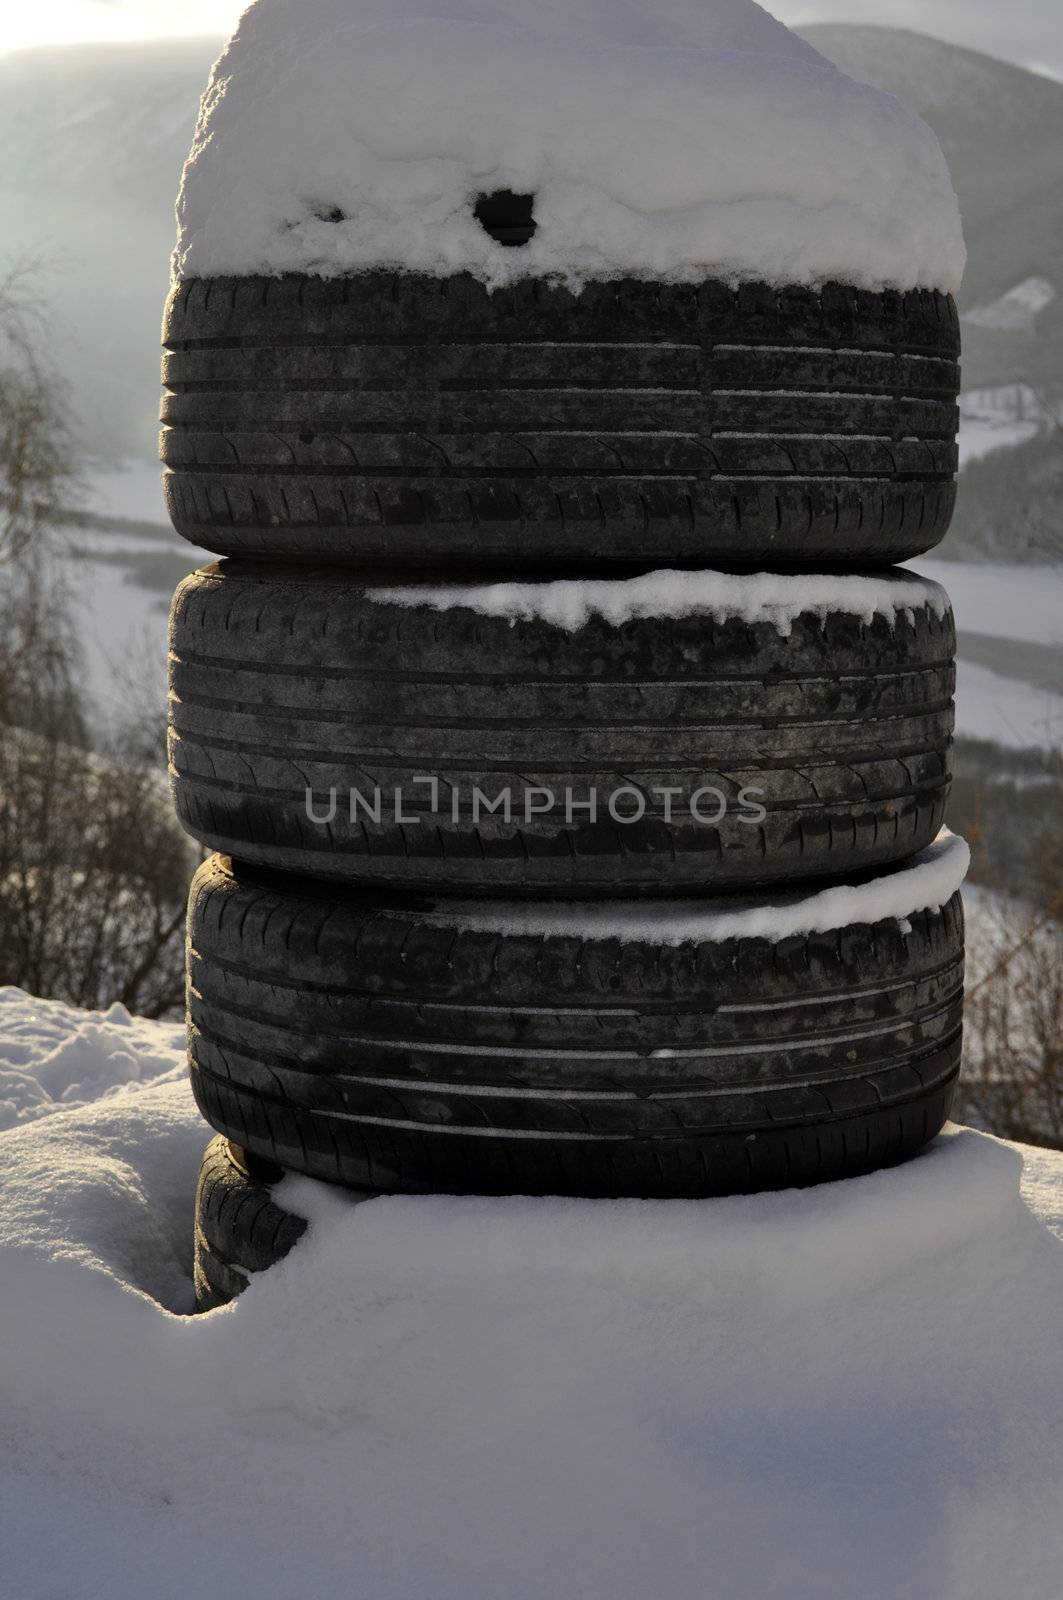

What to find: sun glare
left=0, top=1, right=241, bottom=54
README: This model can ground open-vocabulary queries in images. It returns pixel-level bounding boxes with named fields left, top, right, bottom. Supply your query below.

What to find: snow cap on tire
left=174, top=0, right=964, bottom=291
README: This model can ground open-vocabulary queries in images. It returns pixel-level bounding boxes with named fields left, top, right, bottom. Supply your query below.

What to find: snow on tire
left=186, top=839, right=967, bottom=1200
left=192, top=1134, right=309, bottom=1310
left=160, top=274, right=959, bottom=572
left=169, top=562, right=955, bottom=896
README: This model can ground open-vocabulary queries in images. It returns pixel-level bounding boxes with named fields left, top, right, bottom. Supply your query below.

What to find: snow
left=86, top=457, right=170, bottom=526
left=174, top=0, right=965, bottom=293
left=64, top=535, right=175, bottom=727
left=909, top=560, right=1063, bottom=751
left=63, top=464, right=212, bottom=728
left=966, top=275, right=1057, bottom=333
left=0, top=988, right=185, bottom=1132
left=953, top=661, right=1063, bottom=752
left=2, top=992, right=1063, bottom=1599
left=1021, top=1144, right=1063, bottom=1244
left=957, top=384, right=1051, bottom=468
left=369, top=566, right=949, bottom=635
left=913, top=560, right=1063, bottom=649
left=413, top=830, right=970, bottom=943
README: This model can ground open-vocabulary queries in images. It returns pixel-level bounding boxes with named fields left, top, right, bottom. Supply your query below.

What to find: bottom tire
left=193, top=1135, right=308, bottom=1310
left=187, top=835, right=968, bottom=1200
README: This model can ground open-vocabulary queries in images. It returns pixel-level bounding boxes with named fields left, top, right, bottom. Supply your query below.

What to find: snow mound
left=369, top=565, right=950, bottom=635
left=1, top=1012, right=1062, bottom=1599
left=0, top=987, right=185, bottom=1131
left=1, top=1076, right=205, bottom=1316
left=424, top=829, right=970, bottom=943
left=174, top=0, right=965, bottom=293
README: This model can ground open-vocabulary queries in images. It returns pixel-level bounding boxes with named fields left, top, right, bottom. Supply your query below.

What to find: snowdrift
left=2, top=987, right=1062, bottom=1599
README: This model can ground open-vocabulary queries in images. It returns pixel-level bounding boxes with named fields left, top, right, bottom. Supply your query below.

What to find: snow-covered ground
left=914, top=559, right=1063, bottom=647
left=949, top=661, right=1063, bottom=751
left=86, top=459, right=170, bottom=525
left=0, top=989, right=185, bottom=1132
left=2, top=985, right=1062, bottom=1600
left=65, top=466, right=211, bottom=728
left=914, top=558, right=1063, bottom=749
left=957, top=383, right=1056, bottom=468
left=65, top=527, right=184, bottom=727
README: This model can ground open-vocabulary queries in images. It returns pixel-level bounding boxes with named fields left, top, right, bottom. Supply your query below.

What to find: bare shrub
left=957, top=838, right=1063, bottom=1151
left=0, top=264, right=76, bottom=564
left=0, top=259, right=195, bottom=1018
left=0, top=728, right=195, bottom=1018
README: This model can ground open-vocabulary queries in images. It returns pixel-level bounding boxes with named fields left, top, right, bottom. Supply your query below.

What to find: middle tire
left=169, top=563, right=955, bottom=895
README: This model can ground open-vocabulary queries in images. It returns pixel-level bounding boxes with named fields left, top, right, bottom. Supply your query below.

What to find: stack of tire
left=164, top=200, right=964, bottom=1310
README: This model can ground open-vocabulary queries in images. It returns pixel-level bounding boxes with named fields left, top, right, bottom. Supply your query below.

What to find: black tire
left=192, top=1133, right=309, bottom=1310
left=161, top=273, right=959, bottom=573
left=169, top=562, right=954, bottom=896
left=187, top=853, right=965, bottom=1200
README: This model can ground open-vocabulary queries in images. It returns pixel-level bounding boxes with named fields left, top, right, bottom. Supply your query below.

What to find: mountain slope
left=801, top=24, right=1063, bottom=396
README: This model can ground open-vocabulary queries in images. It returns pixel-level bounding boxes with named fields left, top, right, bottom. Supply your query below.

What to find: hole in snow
left=474, top=190, right=537, bottom=247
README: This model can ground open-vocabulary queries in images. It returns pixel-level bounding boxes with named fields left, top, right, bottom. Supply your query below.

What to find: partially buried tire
left=161, top=273, right=959, bottom=573
left=186, top=838, right=967, bottom=1199
left=193, top=1134, right=309, bottom=1310
left=169, top=562, right=955, bottom=896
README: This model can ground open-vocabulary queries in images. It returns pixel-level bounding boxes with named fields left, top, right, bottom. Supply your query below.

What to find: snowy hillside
left=801, top=25, right=1063, bottom=402
left=800, top=25, right=1063, bottom=568
left=2, top=986, right=1063, bottom=1599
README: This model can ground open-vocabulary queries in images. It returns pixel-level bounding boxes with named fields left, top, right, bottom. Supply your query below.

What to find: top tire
left=161, top=273, right=959, bottom=574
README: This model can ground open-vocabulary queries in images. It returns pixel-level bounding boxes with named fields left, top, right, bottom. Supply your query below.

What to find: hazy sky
left=4, top=0, right=1063, bottom=80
